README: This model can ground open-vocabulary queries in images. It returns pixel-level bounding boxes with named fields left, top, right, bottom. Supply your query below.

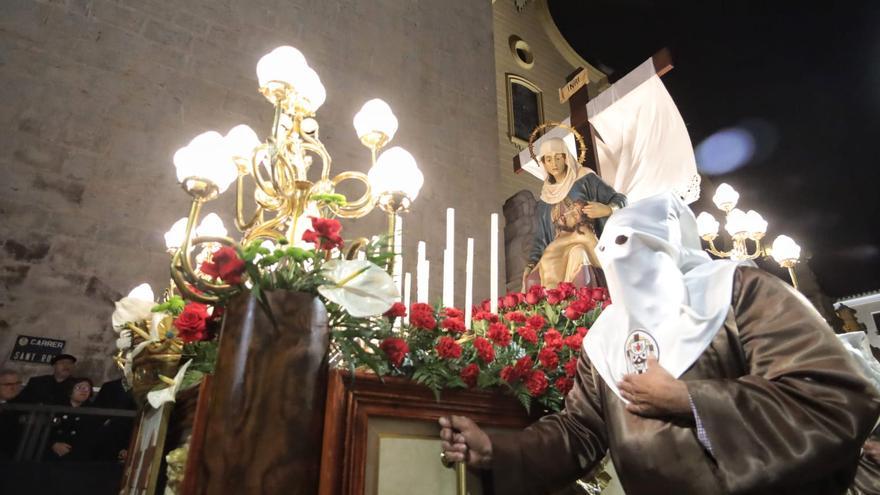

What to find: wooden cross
left=513, top=48, right=674, bottom=179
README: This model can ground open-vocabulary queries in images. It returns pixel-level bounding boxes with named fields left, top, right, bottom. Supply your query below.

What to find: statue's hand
left=583, top=202, right=612, bottom=219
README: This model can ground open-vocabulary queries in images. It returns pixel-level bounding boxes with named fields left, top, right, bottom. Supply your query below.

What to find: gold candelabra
left=697, top=183, right=802, bottom=288
left=165, top=46, right=424, bottom=303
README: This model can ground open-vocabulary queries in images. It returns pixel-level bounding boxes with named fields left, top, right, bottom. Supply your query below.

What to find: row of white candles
left=400, top=208, right=500, bottom=328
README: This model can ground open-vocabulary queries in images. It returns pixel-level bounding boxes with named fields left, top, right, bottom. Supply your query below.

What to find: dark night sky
left=549, top=1, right=880, bottom=297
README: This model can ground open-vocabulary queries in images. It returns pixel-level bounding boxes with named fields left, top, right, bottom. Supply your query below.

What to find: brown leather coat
left=489, top=267, right=880, bottom=494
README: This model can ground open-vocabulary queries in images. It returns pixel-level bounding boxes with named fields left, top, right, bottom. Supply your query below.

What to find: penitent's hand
left=583, top=202, right=612, bottom=219
left=618, top=357, right=691, bottom=418
left=52, top=442, right=72, bottom=457
left=439, top=415, right=493, bottom=469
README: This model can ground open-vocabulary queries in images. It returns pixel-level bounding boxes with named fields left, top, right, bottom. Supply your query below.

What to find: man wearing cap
left=17, top=354, right=77, bottom=404
left=440, top=193, right=880, bottom=494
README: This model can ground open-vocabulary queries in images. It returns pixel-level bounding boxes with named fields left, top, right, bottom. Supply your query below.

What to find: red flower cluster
left=384, top=302, right=407, bottom=320
left=563, top=327, right=588, bottom=350
left=525, top=370, right=549, bottom=396
left=516, top=326, right=538, bottom=344
left=441, top=317, right=466, bottom=334
left=538, top=348, right=559, bottom=369
left=487, top=322, right=511, bottom=347
left=302, top=217, right=343, bottom=251
left=473, top=337, right=494, bottom=363
left=443, top=307, right=464, bottom=319
left=461, top=363, right=479, bottom=388
left=174, top=302, right=211, bottom=342
left=410, top=303, right=436, bottom=330
left=564, top=359, right=578, bottom=377
left=472, top=310, right=498, bottom=323
left=436, top=336, right=462, bottom=359
left=543, top=328, right=563, bottom=351
left=200, top=246, right=246, bottom=285
left=504, top=311, right=527, bottom=323
left=527, top=314, right=546, bottom=329
left=380, top=338, right=409, bottom=367
left=555, top=377, right=574, bottom=395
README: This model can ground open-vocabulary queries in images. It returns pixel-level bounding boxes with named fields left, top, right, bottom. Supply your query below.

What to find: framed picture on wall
left=506, top=74, right=544, bottom=147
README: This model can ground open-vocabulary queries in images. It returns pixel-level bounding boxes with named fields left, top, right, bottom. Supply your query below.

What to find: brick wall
left=0, top=0, right=499, bottom=383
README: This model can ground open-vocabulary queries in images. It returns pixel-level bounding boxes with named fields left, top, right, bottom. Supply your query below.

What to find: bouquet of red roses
left=372, top=282, right=610, bottom=413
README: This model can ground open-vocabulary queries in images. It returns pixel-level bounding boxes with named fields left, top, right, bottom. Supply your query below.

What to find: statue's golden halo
left=528, top=121, right=587, bottom=166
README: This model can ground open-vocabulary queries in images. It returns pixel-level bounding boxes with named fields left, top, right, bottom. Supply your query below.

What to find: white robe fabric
left=583, top=193, right=751, bottom=400
left=588, top=58, right=701, bottom=204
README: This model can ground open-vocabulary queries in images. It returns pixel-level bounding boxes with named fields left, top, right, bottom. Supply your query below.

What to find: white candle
left=422, top=260, right=430, bottom=303
left=490, top=213, right=499, bottom=314
left=417, top=241, right=427, bottom=303
left=465, top=238, right=474, bottom=330
left=403, top=272, right=412, bottom=324
left=443, top=249, right=453, bottom=308
left=394, top=214, right=403, bottom=296
left=444, top=208, right=455, bottom=307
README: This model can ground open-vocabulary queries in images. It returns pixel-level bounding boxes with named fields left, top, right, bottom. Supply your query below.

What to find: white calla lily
left=318, top=260, right=398, bottom=317
left=111, top=287, right=156, bottom=330
left=147, top=359, right=192, bottom=409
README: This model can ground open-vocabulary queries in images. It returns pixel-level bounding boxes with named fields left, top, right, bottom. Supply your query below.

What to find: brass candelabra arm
left=328, top=171, right=374, bottom=219
left=703, top=238, right=730, bottom=258
left=234, top=173, right=265, bottom=231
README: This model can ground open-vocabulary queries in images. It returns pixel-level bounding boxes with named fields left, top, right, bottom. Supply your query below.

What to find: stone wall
left=0, top=0, right=499, bottom=383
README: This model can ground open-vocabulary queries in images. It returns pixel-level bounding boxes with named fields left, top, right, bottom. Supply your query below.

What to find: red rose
left=538, top=348, right=559, bottom=369
left=526, top=370, right=549, bottom=396
left=502, top=294, right=518, bottom=309
left=302, top=217, right=343, bottom=250
left=563, top=334, right=584, bottom=351
left=380, top=338, right=409, bottom=367
left=504, top=311, right=527, bottom=323
left=525, top=285, right=546, bottom=305
left=516, top=326, right=537, bottom=344
left=174, top=302, right=210, bottom=342
left=577, top=287, right=594, bottom=302
left=384, top=302, right=407, bottom=319
left=461, top=363, right=479, bottom=388
left=577, top=326, right=588, bottom=336
left=557, top=282, right=575, bottom=299
left=500, top=365, right=518, bottom=383
left=200, top=246, right=246, bottom=285
left=473, top=337, right=494, bottom=363
left=473, top=310, right=498, bottom=323
left=487, top=322, right=512, bottom=347
left=564, top=359, right=578, bottom=377
left=441, top=317, right=466, bottom=334
left=543, top=328, right=563, bottom=350
left=443, top=307, right=464, bottom=319
left=514, top=356, right=534, bottom=377
left=564, top=305, right=583, bottom=321
left=480, top=299, right=492, bottom=312
left=602, top=299, right=612, bottom=309
left=555, top=377, right=574, bottom=395
left=527, top=314, right=546, bottom=329
left=436, top=336, right=462, bottom=359
left=591, top=287, right=607, bottom=301
left=546, top=289, right=564, bottom=305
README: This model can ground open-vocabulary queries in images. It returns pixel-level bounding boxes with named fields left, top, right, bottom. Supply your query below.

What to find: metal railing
left=1, top=403, right=136, bottom=462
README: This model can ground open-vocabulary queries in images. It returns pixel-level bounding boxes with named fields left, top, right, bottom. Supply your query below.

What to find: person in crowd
left=0, top=369, right=23, bottom=404
left=0, top=369, right=25, bottom=459
left=46, top=377, right=98, bottom=461
left=17, top=354, right=77, bottom=404
left=93, top=376, right=136, bottom=462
